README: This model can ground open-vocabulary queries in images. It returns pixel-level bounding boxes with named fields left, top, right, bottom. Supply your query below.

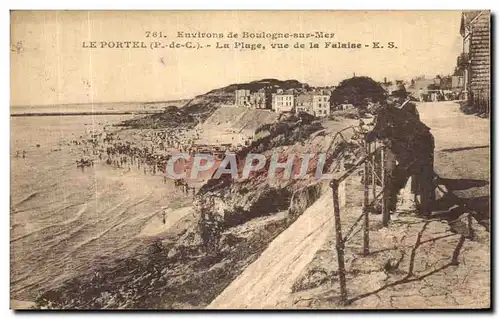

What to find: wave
left=62, top=194, right=152, bottom=257
left=37, top=202, right=85, bottom=222
left=11, top=182, right=73, bottom=214
left=10, top=203, right=89, bottom=243
left=13, top=192, right=40, bottom=207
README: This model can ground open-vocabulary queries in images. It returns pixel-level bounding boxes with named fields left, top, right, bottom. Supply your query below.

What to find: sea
left=10, top=112, right=176, bottom=301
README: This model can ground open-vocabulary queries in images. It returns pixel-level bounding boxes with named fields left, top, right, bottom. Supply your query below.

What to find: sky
left=10, top=11, right=463, bottom=106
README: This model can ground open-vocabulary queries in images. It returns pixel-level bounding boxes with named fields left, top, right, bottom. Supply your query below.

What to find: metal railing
left=329, top=137, right=389, bottom=305
left=326, top=121, right=482, bottom=305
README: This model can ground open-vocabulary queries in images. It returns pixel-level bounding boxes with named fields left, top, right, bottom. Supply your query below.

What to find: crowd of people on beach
left=72, top=127, right=205, bottom=197
left=141, top=127, right=202, bottom=153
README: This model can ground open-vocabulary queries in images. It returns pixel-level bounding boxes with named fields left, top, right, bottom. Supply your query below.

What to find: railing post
left=331, top=180, right=348, bottom=304
left=381, top=147, right=390, bottom=226
left=372, top=142, right=376, bottom=200
left=363, top=142, right=370, bottom=256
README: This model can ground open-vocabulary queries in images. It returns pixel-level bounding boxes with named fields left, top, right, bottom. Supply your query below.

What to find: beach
left=10, top=114, right=192, bottom=302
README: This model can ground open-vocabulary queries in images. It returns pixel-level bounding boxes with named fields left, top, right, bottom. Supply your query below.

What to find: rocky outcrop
left=288, top=184, right=324, bottom=220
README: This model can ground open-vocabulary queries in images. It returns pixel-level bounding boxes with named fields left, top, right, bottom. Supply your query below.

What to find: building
left=294, top=92, right=331, bottom=117
left=295, top=94, right=313, bottom=115
left=249, top=90, right=270, bottom=109
left=272, top=92, right=295, bottom=113
left=459, top=10, right=490, bottom=114
left=451, top=74, right=465, bottom=89
left=337, top=103, right=355, bottom=111
left=235, top=89, right=251, bottom=107
left=407, top=77, right=435, bottom=101
left=316, top=88, right=333, bottom=96
left=312, top=94, right=331, bottom=117
left=235, top=89, right=271, bottom=109
left=451, top=69, right=465, bottom=96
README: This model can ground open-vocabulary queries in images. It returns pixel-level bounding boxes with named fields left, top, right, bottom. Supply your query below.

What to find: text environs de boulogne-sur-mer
left=176, top=31, right=337, bottom=40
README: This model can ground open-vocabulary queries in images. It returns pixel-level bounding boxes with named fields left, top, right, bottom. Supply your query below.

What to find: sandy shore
left=11, top=299, right=36, bottom=310
left=137, top=206, right=194, bottom=238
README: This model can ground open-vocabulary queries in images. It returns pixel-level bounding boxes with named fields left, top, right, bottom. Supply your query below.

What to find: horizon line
left=10, top=98, right=193, bottom=108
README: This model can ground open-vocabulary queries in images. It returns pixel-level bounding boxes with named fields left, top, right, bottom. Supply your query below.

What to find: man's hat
left=390, top=85, right=410, bottom=99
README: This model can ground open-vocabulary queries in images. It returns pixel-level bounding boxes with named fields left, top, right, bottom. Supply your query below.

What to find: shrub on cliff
left=330, top=76, right=386, bottom=109
left=197, top=197, right=224, bottom=256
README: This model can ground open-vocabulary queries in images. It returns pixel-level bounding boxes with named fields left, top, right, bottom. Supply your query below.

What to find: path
left=418, top=102, right=490, bottom=224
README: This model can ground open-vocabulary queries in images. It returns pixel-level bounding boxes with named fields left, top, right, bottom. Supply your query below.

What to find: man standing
left=366, top=86, right=435, bottom=217
left=387, top=86, right=420, bottom=121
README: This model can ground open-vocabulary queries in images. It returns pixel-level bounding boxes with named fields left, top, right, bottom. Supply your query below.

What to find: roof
left=295, top=94, right=313, bottom=104
left=409, top=78, right=435, bottom=91
left=460, top=10, right=487, bottom=36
